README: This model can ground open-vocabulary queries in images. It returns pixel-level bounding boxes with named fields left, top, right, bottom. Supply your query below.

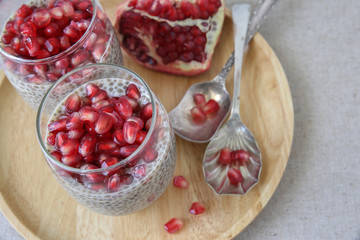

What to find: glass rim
left=36, top=63, right=158, bottom=174
left=0, top=0, right=99, bottom=65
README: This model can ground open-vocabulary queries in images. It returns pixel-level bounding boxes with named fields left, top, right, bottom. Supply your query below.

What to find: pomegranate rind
left=115, top=0, right=225, bottom=76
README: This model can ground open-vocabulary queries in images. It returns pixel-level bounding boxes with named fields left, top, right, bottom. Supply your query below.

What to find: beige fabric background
left=0, top=0, right=359, bottom=239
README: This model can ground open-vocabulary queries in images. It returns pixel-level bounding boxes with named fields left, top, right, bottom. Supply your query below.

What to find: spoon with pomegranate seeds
left=169, top=0, right=279, bottom=142
left=203, top=4, right=262, bottom=195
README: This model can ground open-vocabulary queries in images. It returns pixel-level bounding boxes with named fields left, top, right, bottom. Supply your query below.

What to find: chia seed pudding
left=44, top=77, right=176, bottom=215
left=0, top=0, right=123, bottom=110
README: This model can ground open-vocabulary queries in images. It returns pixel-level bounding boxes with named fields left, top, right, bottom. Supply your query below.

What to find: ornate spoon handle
left=218, top=0, right=279, bottom=79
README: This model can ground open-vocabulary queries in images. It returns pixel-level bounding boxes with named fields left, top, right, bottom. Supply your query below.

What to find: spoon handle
left=217, top=0, right=279, bottom=80
left=229, top=4, right=251, bottom=119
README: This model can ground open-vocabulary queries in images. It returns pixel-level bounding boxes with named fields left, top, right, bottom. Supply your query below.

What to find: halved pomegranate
left=115, top=0, right=225, bottom=76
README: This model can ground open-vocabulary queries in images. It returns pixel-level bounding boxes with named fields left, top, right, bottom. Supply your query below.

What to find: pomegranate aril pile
left=115, top=0, right=225, bottom=76
left=0, top=0, right=111, bottom=84
left=218, top=147, right=251, bottom=185
left=190, top=93, right=220, bottom=124
left=47, top=82, right=158, bottom=193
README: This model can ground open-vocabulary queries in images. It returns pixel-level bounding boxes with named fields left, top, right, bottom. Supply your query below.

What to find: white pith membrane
left=116, top=0, right=225, bottom=75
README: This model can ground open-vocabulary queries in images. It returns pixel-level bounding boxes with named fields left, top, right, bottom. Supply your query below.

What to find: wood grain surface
left=0, top=4, right=293, bottom=240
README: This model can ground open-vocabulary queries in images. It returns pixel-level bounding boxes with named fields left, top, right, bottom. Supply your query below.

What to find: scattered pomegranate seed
left=96, top=140, right=117, bottom=153
left=113, top=129, right=127, bottom=146
left=48, top=118, right=67, bottom=133
left=219, top=147, right=232, bottom=165
left=135, top=130, right=147, bottom=144
left=66, top=112, right=82, bottom=130
left=47, top=133, right=56, bottom=145
left=123, top=121, right=140, bottom=144
left=67, top=128, right=85, bottom=139
left=164, top=218, right=183, bottom=234
left=65, top=93, right=82, bottom=113
left=227, top=167, right=243, bottom=185
left=119, top=144, right=139, bottom=157
left=79, top=106, right=99, bottom=123
left=193, top=93, right=206, bottom=107
left=173, top=176, right=189, bottom=188
left=190, top=106, right=206, bottom=124
left=55, top=132, right=68, bottom=149
left=44, top=23, right=61, bottom=38
left=16, top=4, right=33, bottom=18
left=24, top=37, right=40, bottom=57
left=189, top=202, right=205, bottom=215
left=49, top=7, right=64, bottom=19
left=20, top=22, right=37, bottom=38
left=92, top=90, right=109, bottom=103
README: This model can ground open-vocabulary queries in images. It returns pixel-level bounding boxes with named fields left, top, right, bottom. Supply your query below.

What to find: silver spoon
left=203, top=4, right=260, bottom=195
left=169, top=0, right=279, bottom=143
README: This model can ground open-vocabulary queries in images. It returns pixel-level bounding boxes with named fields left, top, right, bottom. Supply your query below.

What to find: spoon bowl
left=169, top=78, right=231, bottom=143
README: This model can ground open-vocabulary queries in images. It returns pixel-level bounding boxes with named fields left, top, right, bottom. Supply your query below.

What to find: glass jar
left=36, top=63, right=176, bottom=215
left=0, top=0, right=123, bottom=110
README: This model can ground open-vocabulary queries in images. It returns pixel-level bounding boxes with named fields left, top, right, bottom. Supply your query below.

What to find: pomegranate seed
left=110, top=111, right=124, bottom=129
left=80, top=164, right=106, bottom=183
left=119, top=145, right=139, bottom=157
left=96, top=132, right=112, bottom=140
left=75, top=19, right=91, bottom=31
left=203, top=99, right=220, bottom=115
left=34, top=64, right=47, bottom=76
left=100, top=157, right=119, bottom=175
left=145, top=118, right=152, bottom=130
left=55, top=58, right=69, bottom=69
left=24, top=37, right=40, bottom=57
left=47, top=133, right=56, bottom=145
left=232, top=149, right=250, bottom=165
left=140, top=102, right=153, bottom=120
left=95, top=112, right=114, bottom=134
left=63, top=25, right=79, bottom=40
left=131, top=165, right=146, bottom=178
left=20, top=22, right=36, bottom=37
left=79, top=106, right=99, bottom=123
left=44, top=23, right=61, bottom=38
left=164, top=218, right=183, bottom=234
left=113, top=129, right=127, bottom=146
left=46, top=71, right=61, bottom=82
left=70, top=50, right=89, bottom=66
left=85, top=83, right=100, bottom=98
left=48, top=118, right=67, bottom=133
left=91, top=99, right=110, bottom=111
left=219, top=147, right=232, bottom=165
left=35, top=50, right=51, bottom=59
left=107, top=174, right=121, bottom=192
left=65, top=93, right=81, bottom=113
left=96, top=140, right=117, bottom=153
left=61, top=2, right=75, bottom=17
left=126, top=117, right=144, bottom=129
left=1, top=33, right=15, bottom=45
left=16, top=4, right=33, bottom=18
left=5, top=21, right=19, bottom=36
left=51, top=151, right=62, bottom=161
left=97, top=153, right=111, bottom=165
left=31, top=9, right=51, bottom=28
left=173, top=176, right=189, bottom=188
left=115, top=98, right=133, bottom=119
left=126, top=158, right=139, bottom=168
left=190, top=106, right=207, bottom=124
left=60, top=139, right=80, bottom=156
left=49, top=7, right=64, bottom=19
left=227, top=167, right=243, bottom=184
left=66, top=112, right=82, bottom=130
left=123, top=121, right=140, bottom=144
left=18, top=64, right=33, bottom=76
left=143, top=147, right=158, bottom=163
left=92, top=90, right=109, bottom=103
left=93, top=20, right=106, bottom=34
left=193, top=93, right=206, bottom=107
left=123, top=96, right=140, bottom=112
left=189, top=202, right=205, bottom=215
left=10, top=37, right=21, bottom=52
left=77, top=1, right=92, bottom=11
left=92, top=44, right=106, bottom=61
left=55, top=132, right=68, bottom=149
left=59, top=35, right=71, bottom=50
left=135, top=130, right=147, bottom=145
left=126, top=84, right=141, bottom=100
left=71, top=11, right=88, bottom=21
left=67, top=128, right=85, bottom=139
left=83, top=155, right=95, bottom=164
left=83, top=32, right=97, bottom=50
left=61, top=154, right=81, bottom=167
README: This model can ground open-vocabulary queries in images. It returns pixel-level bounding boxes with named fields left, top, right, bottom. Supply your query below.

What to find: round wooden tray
left=0, top=4, right=293, bottom=240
